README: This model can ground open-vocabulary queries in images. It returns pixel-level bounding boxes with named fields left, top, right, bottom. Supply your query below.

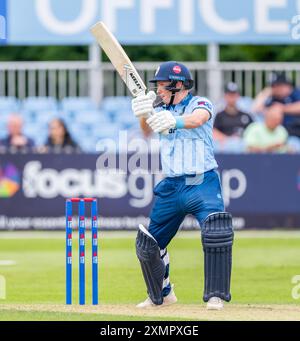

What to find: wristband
left=175, top=117, right=185, bottom=129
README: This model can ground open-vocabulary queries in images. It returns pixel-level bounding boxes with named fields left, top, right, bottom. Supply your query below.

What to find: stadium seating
left=75, top=110, right=110, bottom=126
left=287, top=136, right=300, bottom=153
left=213, top=137, right=246, bottom=153
left=1, top=95, right=300, bottom=153
left=22, top=97, right=58, bottom=111
left=0, top=97, right=20, bottom=111
left=20, top=97, right=58, bottom=124
left=0, top=120, right=7, bottom=139
left=214, top=96, right=254, bottom=115
left=23, top=123, right=48, bottom=146
left=0, top=96, right=131, bottom=151
left=61, top=97, right=98, bottom=111
left=101, top=96, right=132, bottom=121
left=114, top=110, right=138, bottom=130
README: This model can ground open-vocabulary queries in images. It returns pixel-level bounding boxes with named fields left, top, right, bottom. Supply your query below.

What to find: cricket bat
left=90, top=21, right=148, bottom=97
left=90, top=21, right=168, bottom=134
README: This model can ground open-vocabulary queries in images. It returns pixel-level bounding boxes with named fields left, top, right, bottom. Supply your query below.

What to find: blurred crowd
left=0, top=72, right=300, bottom=154
left=213, top=72, right=300, bottom=153
left=0, top=115, right=80, bottom=153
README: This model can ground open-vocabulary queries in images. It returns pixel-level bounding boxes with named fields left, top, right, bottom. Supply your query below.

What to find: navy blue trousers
left=149, top=170, right=224, bottom=249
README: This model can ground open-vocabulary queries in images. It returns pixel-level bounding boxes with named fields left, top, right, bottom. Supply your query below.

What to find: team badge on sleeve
left=198, top=101, right=213, bottom=111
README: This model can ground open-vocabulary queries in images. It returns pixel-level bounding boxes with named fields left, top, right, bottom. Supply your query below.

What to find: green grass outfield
left=0, top=230, right=300, bottom=321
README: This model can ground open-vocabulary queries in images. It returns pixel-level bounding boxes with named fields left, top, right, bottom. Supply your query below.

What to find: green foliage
left=0, top=44, right=300, bottom=62
left=220, top=45, right=300, bottom=62
left=0, top=46, right=88, bottom=61
left=124, top=45, right=206, bottom=62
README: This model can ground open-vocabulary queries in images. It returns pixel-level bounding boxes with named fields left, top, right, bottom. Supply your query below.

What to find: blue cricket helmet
left=149, top=61, right=194, bottom=90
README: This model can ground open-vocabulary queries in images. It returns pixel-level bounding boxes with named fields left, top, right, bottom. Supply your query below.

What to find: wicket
left=66, top=197, right=98, bottom=305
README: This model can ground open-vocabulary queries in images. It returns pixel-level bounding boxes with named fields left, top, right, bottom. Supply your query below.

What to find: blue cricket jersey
left=155, top=93, right=218, bottom=177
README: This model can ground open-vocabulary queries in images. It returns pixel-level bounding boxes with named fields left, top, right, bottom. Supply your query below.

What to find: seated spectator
left=243, top=104, right=288, bottom=153
left=213, top=82, right=253, bottom=144
left=0, top=114, right=35, bottom=152
left=41, top=118, right=80, bottom=153
left=263, top=72, right=300, bottom=138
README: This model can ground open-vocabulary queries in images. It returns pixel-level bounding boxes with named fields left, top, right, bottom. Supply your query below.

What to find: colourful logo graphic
left=0, top=163, right=20, bottom=198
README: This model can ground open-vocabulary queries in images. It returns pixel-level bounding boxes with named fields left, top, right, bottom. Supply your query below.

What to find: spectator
left=41, top=118, right=80, bottom=153
left=213, top=82, right=253, bottom=151
left=263, top=72, right=300, bottom=138
left=243, top=104, right=288, bottom=153
left=251, top=87, right=272, bottom=114
left=0, top=114, right=35, bottom=152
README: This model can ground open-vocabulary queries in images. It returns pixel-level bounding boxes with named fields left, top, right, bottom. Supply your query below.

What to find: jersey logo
left=198, top=101, right=212, bottom=111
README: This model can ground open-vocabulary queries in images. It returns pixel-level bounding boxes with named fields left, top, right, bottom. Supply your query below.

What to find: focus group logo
left=0, top=163, right=20, bottom=198
left=0, top=0, right=7, bottom=43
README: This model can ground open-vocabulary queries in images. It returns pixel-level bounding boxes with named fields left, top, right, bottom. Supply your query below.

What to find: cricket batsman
left=131, top=61, right=234, bottom=310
